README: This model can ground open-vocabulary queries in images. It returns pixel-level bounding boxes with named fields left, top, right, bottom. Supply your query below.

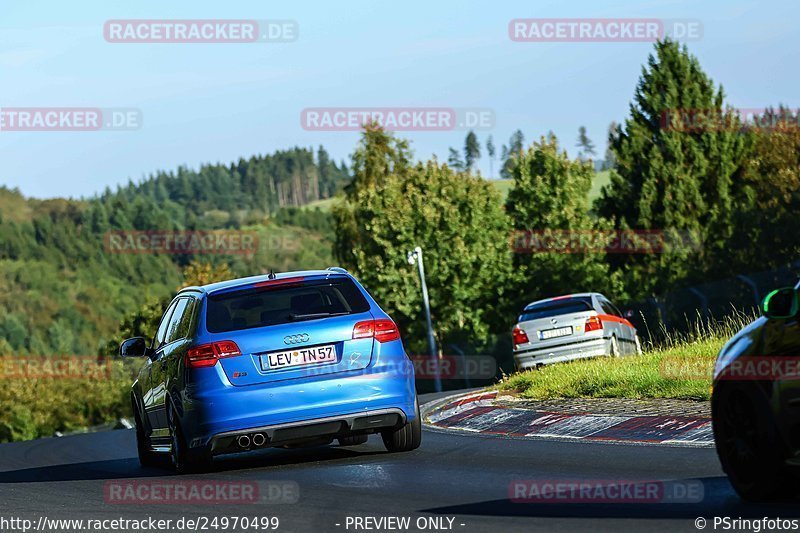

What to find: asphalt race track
left=1, top=391, right=798, bottom=533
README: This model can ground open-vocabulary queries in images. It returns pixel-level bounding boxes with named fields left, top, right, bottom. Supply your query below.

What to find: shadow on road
left=0, top=445, right=385, bottom=483
left=421, top=477, right=800, bottom=519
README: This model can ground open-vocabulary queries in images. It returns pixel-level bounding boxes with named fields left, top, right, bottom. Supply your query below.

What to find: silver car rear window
left=519, top=298, right=593, bottom=322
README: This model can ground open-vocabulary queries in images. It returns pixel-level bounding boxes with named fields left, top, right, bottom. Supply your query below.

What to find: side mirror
left=120, top=337, right=152, bottom=358
left=762, top=288, right=799, bottom=319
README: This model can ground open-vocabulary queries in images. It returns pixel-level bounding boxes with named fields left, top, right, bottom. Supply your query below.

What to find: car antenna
left=268, top=269, right=277, bottom=280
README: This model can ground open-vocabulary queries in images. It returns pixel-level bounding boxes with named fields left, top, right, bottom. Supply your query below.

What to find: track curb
left=421, top=390, right=714, bottom=448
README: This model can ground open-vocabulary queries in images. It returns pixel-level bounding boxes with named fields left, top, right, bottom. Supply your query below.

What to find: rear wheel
left=382, top=400, right=422, bottom=453
left=338, top=434, right=369, bottom=446
left=133, top=399, right=162, bottom=468
left=712, top=383, right=794, bottom=501
left=167, top=404, right=208, bottom=474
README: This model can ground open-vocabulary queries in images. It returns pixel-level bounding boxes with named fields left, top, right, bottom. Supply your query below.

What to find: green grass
left=589, top=170, right=611, bottom=202
left=497, top=338, right=721, bottom=401
left=496, top=312, right=754, bottom=401
left=302, top=171, right=609, bottom=211
left=490, top=178, right=514, bottom=201
left=302, top=196, right=338, bottom=212
left=490, top=171, right=609, bottom=205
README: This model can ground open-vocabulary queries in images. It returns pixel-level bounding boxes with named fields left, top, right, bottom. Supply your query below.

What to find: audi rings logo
left=284, top=334, right=310, bottom=345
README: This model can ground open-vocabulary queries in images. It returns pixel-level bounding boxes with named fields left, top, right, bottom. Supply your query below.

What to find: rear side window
left=206, top=278, right=371, bottom=333
left=519, top=298, right=593, bottom=322
left=154, top=300, right=178, bottom=348
left=165, top=298, right=190, bottom=344
left=598, top=297, right=621, bottom=317
left=166, top=297, right=197, bottom=343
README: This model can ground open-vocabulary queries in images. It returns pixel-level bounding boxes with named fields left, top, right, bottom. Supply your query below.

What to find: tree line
left=0, top=147, right=347, bottom=356
left=334, top=39, right=800, bottom=355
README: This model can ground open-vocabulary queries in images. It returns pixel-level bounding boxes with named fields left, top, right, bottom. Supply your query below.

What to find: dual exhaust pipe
left=237, top=432, right=267, bottom=449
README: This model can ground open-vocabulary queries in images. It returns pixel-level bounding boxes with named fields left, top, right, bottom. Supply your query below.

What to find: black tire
left=132, top=398, right=162, bottom=468
left=712, top=382, right=794, bottom=501
left=381, top=400, right=422, bottom=453
left=167, top=403, right=208, bottom=474
left=338, top=434, right=369, bottom=446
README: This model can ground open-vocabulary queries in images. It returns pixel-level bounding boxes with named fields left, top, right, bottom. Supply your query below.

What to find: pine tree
left=464, top=130, right=481, bottom=171
left=486, top=135, right=496, bottom=178
left=447, top=148, right=465, bottom=171
left=604, top=121, right=618, bottom=169
left=596, top=39, right=748, bottom=295
left=500, top=130, right=525, bottom=179
left=576, top=126, right=596, bottom=160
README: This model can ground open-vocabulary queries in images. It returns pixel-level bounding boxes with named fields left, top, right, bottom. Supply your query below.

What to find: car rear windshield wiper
left=288, top=311, right=349, bottom=321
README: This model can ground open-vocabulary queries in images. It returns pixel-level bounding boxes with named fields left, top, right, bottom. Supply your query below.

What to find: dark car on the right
left=712, top=284, right=800, bottom=501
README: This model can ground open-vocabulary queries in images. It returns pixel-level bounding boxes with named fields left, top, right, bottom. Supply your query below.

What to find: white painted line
left=525, top=415, right=633, bottom=438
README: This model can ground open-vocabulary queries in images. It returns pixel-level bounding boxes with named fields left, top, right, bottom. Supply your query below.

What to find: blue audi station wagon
left=121, top=267, right=421, bottom=472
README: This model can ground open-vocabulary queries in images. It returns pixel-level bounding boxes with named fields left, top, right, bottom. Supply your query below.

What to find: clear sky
left=1, top=0, right=797, bottom=198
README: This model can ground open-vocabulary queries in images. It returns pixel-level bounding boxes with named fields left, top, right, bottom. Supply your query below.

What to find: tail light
left=585, top=316, right=603, bottom=333
left=185, top=340, right=241, bottom=368
left=512, top=326, right=529, bottom=346
left=352, top=319, right=401, bottom=343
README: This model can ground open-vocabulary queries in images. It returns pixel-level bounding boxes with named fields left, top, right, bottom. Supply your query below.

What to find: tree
left=576, top=126, right=596, bottom=160
left=347, top=122, right=412, bottom=193
left=506, top=136, right=621, bottom=310
left=447, top=148, right=465, bottom=171
left=99, top=261, right=235, bottom=358
left=596, top=39, right=748, bottom=295
left=500, top=130, right=525, bottom=179
left=180, top=260, right=233, bottom=288
left=486, top=135, right=496, bottom=178
left=334, top=126, right=413, bottom=270
left=725, top=107, right=800, bottom=272
left=604, top=121, right=619, bottom=169
left=464, top=130, right=481, bottom=171
left=333, top=126, right=511, bottom=352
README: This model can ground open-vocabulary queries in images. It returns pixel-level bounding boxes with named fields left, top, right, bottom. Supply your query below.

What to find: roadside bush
left=0, top=359, right=135, bottom=443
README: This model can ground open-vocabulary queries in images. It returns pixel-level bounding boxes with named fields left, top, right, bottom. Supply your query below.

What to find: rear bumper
left=180, top=349, right=416, bottom=451
left=513, top=337, right=610, bottom=369
left=208, top=407, right=406, bottom=455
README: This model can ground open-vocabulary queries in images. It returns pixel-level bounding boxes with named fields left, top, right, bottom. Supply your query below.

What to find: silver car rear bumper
left=513, top=337, right=610, bottom=370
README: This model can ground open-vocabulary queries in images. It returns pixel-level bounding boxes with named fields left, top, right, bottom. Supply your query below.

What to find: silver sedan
left=512, top=292, right=641, bottom=370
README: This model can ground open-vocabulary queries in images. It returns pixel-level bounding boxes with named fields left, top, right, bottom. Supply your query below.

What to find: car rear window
left=518, top=298, right=593, bottom=322
left=206, top=278, right=371, bottom=333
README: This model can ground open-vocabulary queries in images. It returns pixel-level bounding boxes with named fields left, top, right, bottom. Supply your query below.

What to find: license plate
left=261, top=344, right=337, bottom=370
left=539, top=326, right=573, bottom=340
